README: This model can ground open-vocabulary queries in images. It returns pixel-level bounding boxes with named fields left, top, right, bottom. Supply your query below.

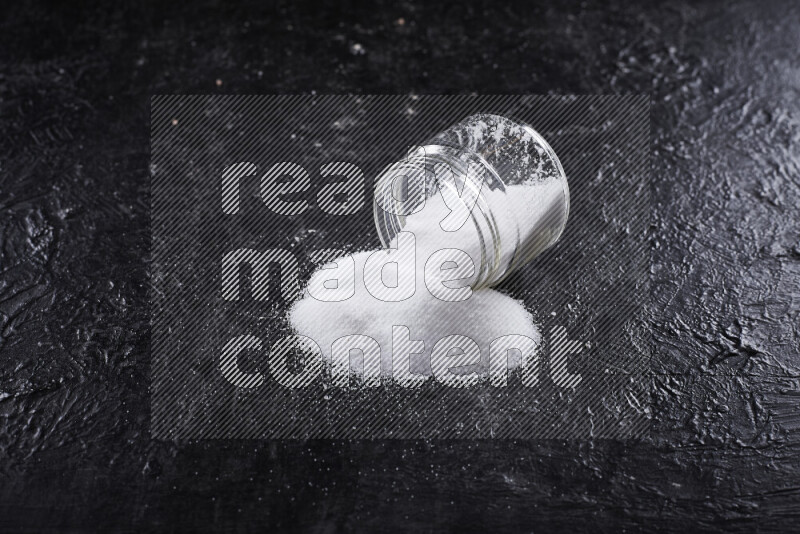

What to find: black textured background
left=1, top=0, right=799, bottom=532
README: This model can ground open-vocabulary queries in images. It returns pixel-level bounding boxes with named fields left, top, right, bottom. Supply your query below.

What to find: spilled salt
left=288, top=184, right=550, bottom=380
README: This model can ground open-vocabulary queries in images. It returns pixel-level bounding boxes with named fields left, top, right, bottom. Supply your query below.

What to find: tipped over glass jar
left=373, top=113, right=570, bottom=289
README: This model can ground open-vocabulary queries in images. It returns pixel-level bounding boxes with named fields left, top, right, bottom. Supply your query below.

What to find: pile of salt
left=288, top=184, right=551, bottom=380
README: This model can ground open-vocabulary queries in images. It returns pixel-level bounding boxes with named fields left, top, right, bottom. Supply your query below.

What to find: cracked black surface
left=1, top=0, right=799, bottom=531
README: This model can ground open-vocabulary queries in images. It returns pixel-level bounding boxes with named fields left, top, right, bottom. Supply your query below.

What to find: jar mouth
left=372, top=145, right=512, bottom=290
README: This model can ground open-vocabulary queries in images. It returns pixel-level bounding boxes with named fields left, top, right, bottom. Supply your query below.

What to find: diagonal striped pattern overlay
left=151, top=95, right=650, bottom=439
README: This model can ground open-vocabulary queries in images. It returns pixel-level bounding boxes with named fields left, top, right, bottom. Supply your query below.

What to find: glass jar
left=373, top=113, right=570, bottom=289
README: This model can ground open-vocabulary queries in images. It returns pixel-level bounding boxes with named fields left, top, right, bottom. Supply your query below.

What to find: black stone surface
left=1, top=0, right=799, bottom=531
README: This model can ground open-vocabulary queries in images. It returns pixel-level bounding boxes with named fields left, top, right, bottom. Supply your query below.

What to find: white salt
left=288, top=184, right=550, bottom=380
